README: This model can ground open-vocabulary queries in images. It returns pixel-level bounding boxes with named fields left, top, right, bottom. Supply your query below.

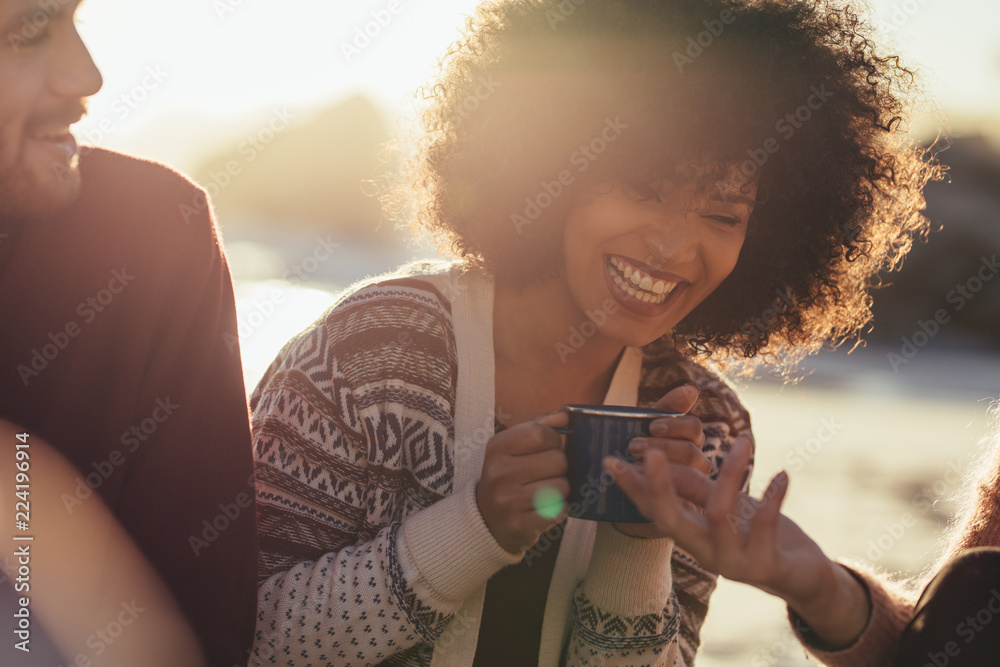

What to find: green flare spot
left=533, top=485, right=563, bottom=520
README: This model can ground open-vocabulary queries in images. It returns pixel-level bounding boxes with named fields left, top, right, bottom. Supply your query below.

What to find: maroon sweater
left=0, top=148, right=257, bottom=666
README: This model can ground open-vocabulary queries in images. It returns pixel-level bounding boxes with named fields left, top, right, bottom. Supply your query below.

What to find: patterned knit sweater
left=248, top=265, right=754, bottom=666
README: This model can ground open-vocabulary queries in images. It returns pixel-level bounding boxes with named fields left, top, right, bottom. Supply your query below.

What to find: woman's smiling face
left=562, top=171, right=756, bottom=348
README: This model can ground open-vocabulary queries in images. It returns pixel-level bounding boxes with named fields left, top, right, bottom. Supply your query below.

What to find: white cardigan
left=415, top=267, right=674, bottom=666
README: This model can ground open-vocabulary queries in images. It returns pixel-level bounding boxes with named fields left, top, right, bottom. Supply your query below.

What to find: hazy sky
left=73, top=0, right=1000, bottom=170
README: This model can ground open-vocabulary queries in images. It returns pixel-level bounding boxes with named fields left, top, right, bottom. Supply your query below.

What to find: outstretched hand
left=614, top=383, right=710, bottom=539
left=604, top=438, right=872, bottom=649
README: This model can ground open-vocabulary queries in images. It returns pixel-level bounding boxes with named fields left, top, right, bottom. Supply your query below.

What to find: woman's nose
left=641, top=215, right=699, bottom=270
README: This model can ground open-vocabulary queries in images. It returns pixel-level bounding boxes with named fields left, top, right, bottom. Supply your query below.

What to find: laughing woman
left=248, top=1, right=940, bottom=665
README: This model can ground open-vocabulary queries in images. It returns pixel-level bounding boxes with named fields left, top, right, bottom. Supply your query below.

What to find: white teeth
left=607, top=256, right=679, bottom=305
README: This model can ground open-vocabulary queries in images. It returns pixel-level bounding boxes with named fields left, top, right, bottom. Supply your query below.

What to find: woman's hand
left=615, top=383, right=710, bottom=539
left=605, top=439, right=871, bottom=649
left=477, top=411, right=570, bottom=554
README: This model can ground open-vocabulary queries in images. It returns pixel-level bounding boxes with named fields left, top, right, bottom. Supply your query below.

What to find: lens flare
left=533, top=485, right=563, bottom=519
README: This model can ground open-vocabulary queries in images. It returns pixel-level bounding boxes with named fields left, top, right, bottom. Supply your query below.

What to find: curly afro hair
left=385, top=0, right=944, bottom=370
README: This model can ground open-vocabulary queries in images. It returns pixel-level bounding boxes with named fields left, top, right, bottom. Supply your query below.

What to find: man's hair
left=384, top=0, right=944, bottom=369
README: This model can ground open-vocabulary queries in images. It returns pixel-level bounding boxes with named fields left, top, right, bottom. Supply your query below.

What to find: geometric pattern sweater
left=248, top=266, right=754, bottom=666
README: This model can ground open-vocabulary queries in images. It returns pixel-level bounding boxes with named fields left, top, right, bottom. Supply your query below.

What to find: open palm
left=605, top=438, right=834, bottom=609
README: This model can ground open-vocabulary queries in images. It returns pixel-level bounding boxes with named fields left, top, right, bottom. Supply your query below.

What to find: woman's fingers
left=629, top=438, right=712, bottom=474
left=604, top=452, right=681, bottom=532
left=650, top=384, right=701, bottom=415
left=704, top=436, right=753, bottom=554
left=747, top=470, right=789, bottom=561
left=648, top=415, right=706, bottom=449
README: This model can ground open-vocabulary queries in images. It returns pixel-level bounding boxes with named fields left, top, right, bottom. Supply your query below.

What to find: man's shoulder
left=79, top=147, right=205, bottom=196
left=74, top=147, right=214, bottom=231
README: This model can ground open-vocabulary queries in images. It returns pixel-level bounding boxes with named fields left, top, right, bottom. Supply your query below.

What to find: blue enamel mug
left=558, top=404, right=681, bottom=523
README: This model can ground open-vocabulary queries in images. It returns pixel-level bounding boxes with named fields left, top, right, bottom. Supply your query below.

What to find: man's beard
left=0, top=100, right=89, bottom=222
left=0, top=158, right=83, bottom=223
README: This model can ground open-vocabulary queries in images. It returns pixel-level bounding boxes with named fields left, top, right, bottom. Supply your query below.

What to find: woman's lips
left=604, top=254, right=688, bottom=316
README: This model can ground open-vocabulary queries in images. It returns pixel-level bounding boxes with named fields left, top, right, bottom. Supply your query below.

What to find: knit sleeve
left=786, top=562, right=915, bottom=667
left=790, top=434, right=1000, bottom=665
left=563, top=357, right=755, bottom=666
left=249, top=283, right=520, bottom=666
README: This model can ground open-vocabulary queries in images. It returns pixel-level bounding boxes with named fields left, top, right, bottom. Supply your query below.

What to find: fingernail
left=649, top=420, right=670, bottom=436
left=603, top=456, right=619, bottom=471
left=684, top=383, right=702, bottom=399
left=628, top=439, right=649, bottom=454
left=775, top=470, right=789, bottom=486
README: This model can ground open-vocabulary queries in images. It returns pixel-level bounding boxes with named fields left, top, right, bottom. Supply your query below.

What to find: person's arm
left=797, top=421, right=1000, bottom=665
left=249, top=324, right=522, bottom=666
left=0, top=420, right=206, bottom=667
left=607, top=439, right=877, bottom=647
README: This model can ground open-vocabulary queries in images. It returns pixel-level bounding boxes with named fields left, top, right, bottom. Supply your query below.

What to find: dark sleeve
left=114, top=185, right=257, bottom=667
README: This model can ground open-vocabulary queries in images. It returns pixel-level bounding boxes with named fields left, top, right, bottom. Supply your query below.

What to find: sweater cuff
left=790, top=563, right=912, bottom=666
left=400, top=481, right=522, bottom=603
left=583, top=522, right=675, bottom=616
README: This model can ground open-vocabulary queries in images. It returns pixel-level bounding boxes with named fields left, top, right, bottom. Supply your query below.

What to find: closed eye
left=703, top=214, right=742, bottom=227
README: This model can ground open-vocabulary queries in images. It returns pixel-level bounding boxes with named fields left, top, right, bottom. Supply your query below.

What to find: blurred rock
left=192, top=94, right=397, bottom=243
left=869, top=135, right=1000, bottom=352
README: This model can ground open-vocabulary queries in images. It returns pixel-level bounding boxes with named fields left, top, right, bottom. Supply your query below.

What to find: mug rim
left=563, top=404, right=681, bottom=420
